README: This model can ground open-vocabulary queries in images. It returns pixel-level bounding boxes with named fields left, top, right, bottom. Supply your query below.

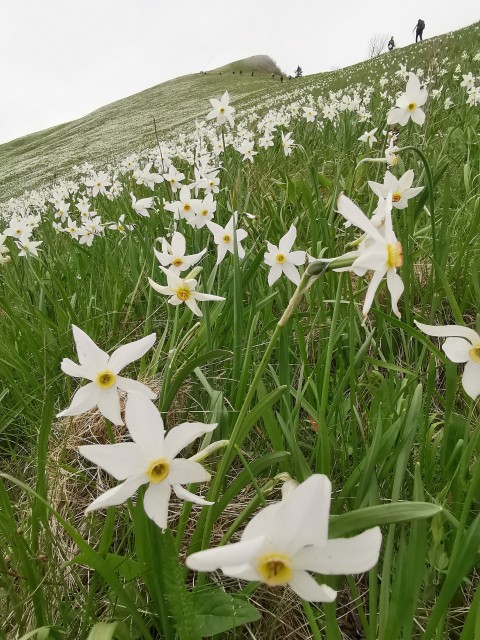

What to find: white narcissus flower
left=334, top=194, right=404, bottom=318
left=186, top=475, right=382, bottom=602
left=206, top=90, right=235, bottom=127
left=207, top=214, right=248, bottom=265
left=387, top=73, right=428, bottom=126
left=154, top=232, right=206, bottom=274
left=188, top=193, right=217, bottom=229
left=131, top=193, right=154, bottom=217
left=368, top=170, right=423, bottom=210
left=281, top=131, right=295, bottom=156
left=302, top=106, right=317, bottom=122
left=358, top=127, right=378, bottom=148
left=79, top=392, right=217, bottom=529
left=0, top=235, right=10, bottom=264
left=414, top=321, right=480, bottom=399
left=58, top=326, right=156, bottom=425
left=148, top=267, right=225, bottom=317
left=264, top=225, right=306, bottom=286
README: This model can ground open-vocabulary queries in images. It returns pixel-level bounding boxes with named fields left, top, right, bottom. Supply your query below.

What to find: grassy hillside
left=0, top=22, right=477, bottom=202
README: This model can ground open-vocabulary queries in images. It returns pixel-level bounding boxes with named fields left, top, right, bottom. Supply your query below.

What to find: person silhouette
left=388, top=36, right=395, bottom=51
left=413, top=19, right=425, bottom=42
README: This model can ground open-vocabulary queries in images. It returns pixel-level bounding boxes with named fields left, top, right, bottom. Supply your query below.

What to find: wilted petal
left=108, top=333, right=156, bottom=373
left=79, top=443, right=147, bottom=479
left=164, top=422, right=217, bottom=459
left=289, top=571, right=337, bottom=602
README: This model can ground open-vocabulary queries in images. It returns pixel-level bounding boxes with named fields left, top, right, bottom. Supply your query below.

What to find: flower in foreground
left=58, top=326, right=156, bottom=425
left=387, top=72, right=428, bottom=126
left=334, top=194, right=404, bottom=317
left=264, top=225, right=306, bottom=286
left=186, top=474, right=382, bottom=602
left=79, top=393, right=217, bottom=529
left=368, top=170, right=423, bottom=210
left=206, top=90, right=235, bottom=127
left=148, top=267, right=225, bottom=317
left=415, top=320, right=480, bottom=399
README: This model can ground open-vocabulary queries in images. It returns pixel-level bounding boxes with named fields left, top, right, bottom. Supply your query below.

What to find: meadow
left=0, top=21, right=479, bottom=640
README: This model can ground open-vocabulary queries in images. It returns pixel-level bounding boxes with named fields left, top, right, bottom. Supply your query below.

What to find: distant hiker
left=388, top=36, right=395, bottom=51
left=413, top=19, right=425, bottom=42
left=251, top=71, right=254, bottom=76
left=271, top=73, right=275, bottom=78
left=280, top=75, right=284, bottom=83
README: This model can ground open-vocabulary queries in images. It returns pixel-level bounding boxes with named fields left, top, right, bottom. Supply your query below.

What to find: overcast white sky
left=0, top=1, right=478, bottom=143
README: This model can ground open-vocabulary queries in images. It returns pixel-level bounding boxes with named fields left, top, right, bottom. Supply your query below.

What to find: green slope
left=0, top=23, right=477, bottom=201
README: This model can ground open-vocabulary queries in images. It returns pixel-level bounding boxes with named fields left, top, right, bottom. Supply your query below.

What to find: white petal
left=442, top=337, right=472, bottom=363
left=97, top=387, right=123, bottom=425
left=462, top=360, right=480, bottom=399
left=282, top=262, right=301, bottom=285
left=148, top=278, right=174, bottom=296
left=170, top=231, right=186, bottom=256
left=79, top=443, right=147, bottom=479
left=172, top=484, right=214, bottom=506
left=168, top=458, right=210, bottom=484
left=386, top=269, right=404, bottom=318
left=124, top=392, right=165, bottom=455
left=410, top=108, right=425, bottom=126
left=268, top=264, right=282, bottom=286
left=116, top=376, right=157, bottom=399
left=288, top=250, right=306, bottom=266
left=143, top=481, right=171, bottom=529
left=108, top=333, right=156, bottom=373
left=85, top=475, right=146, bottom=512
left=362, top=269, right=385, bottom=316
left=414, top=322, right=479, bottom=344
left=279, top=225, right=297, bottom=253
left=293, top=527, right=382, bottom=574
left=406, top=73, right=421, bottom=96
left=337, top=195, right=384, bottom=243
left=57, top=382, right=99, bottom=418
left=72, top=325, right=109, bottom=370
left=289, top=571, right=337, bottom=602
left=186, top=536, right=265, bottom=572
left=163, top=422, right=217, bottom=459
left=60, top=358, right=94, bottom=380
left=185, top=297, right=202, bottom=316
left=398, top=170, right=414, bottom=191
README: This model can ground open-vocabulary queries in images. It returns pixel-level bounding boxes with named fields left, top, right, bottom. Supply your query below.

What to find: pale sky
left=0, top=1, right=478, bottom=143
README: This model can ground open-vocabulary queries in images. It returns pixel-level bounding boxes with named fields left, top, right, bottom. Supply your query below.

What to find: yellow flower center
left=96, top=370, right=117, bottom=388
left=201, top=209, right=209, bottom=216
left=275, top=253, right=287, bottom=264
left=183, top=204, right=191, bottom=211
left=172, top=258, right=183, bottom=268
left=146, top=458, right=170, bottom=483
left=392, top=193, right=401, bottom=203
left=220, top=107, right=225, bottom=113
left=407, top=102, right=417, bottom=112
left=222, top=234, right=231, bottom=243
left=386, top=242, right=403, bottom=269
left=257, top=553, right=293, bottom=586
left=176, top=288, right=190, bottom=301
left=469, top=344, right=480, bottom=363
left=118, top=225, right=124, bottom=231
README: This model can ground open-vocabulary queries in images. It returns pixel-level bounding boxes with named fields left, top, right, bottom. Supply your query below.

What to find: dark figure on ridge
left=413, top=19, right=425, bottom=42
left=388, top=36, right=395, bottom=51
